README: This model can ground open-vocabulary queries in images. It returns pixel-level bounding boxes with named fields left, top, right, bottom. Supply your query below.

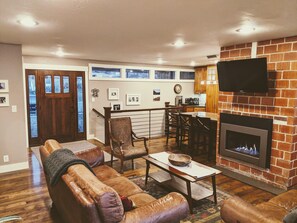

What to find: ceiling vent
left=207, top=54, right=217, bottom=59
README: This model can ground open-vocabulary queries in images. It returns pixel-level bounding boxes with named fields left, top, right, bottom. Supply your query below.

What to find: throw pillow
left=119, top=195, right=135, bottom=212
left=283, top=209, right=297, bottom=223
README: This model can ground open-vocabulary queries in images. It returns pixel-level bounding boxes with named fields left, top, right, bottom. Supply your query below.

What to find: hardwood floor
left=0, top=137, right=274, bottom=222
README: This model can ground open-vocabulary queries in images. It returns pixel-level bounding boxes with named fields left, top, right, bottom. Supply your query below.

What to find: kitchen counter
left=182, top=104, right=206, bottom=112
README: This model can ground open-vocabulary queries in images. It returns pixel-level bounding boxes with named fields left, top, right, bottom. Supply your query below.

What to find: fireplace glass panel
left=226, top=130, right=261, bottom=157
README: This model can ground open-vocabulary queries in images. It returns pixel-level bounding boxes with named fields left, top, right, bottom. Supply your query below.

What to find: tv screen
left=217, top=58, right=268, bottom=93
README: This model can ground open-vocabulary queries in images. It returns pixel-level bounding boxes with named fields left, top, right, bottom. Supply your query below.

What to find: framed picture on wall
left=108, top=88, right=119, bottom=100
left=0, top=94, right=9, bottom=106
left=110, top=101, right=123, bottom=111
left=0, top=80, right=9, bottom=92
left=126, top=94, right=141, bottom=106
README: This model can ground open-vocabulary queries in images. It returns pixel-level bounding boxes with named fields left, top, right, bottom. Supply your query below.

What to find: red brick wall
left=217, top=36, right=297, bottom=189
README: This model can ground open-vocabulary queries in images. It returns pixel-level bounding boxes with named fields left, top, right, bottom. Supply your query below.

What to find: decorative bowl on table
left=168, top=154, right=192, bottom=167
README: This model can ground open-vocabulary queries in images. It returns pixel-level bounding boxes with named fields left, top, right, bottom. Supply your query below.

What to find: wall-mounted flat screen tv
left=217, top=57, right=268, bottom=93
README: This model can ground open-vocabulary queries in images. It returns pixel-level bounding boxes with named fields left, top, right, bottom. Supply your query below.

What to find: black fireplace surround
left=219, top=113, right=273, bottom=169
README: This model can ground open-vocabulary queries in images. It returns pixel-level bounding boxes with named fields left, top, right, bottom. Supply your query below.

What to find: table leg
left=186, top=181, right=193, bottom=214
left=212, top=175, right=217, bottom=204
left=145, top=160, right=150, bottom=185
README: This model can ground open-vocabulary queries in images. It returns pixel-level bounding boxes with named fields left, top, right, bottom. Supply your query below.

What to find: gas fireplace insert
left=219, top=113, right=273, bottom=169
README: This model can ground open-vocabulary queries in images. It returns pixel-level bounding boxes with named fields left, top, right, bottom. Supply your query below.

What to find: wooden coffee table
left=143, top=153, right=221, bottom=213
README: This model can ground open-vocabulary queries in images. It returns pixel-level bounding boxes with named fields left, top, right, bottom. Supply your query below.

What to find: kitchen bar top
left=179, top=111, right=218, bottom=121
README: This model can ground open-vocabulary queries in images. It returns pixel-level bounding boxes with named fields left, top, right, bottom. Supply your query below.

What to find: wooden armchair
left=108, top=117, right=149, bottom=173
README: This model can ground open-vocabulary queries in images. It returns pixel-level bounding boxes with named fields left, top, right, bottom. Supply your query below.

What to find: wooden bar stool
left=190, top=116, right=215, bottom=160
left=179, top=114, right=192, bottom=152
left=165, top=104, right=182, bottom=145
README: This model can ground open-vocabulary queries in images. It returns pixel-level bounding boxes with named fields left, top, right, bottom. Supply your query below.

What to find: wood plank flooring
left=0, top=138, right=274, bottom=222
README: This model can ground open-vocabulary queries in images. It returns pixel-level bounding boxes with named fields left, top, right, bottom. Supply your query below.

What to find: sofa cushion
left=93, top=165, right=121, bottom=181
left=68, top=164, right=124, bottom=223
left=103, top=176, right=143, bottom=197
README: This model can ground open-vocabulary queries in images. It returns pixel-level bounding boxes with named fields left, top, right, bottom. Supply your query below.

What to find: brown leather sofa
left=220, top=189, right=297, bottom=223
left=40, top=139, right=189, bottom=223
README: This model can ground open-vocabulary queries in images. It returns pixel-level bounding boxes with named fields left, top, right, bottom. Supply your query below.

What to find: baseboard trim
left=0, top=161, right=29, bottom=174
left=215, top=165, right=286, bottom=195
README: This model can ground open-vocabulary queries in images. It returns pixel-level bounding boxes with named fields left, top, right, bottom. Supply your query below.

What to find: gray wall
left=89, top=80, right=196, bottom=141
left=24, top=56, right=197, bottom=142
left=0, top=44, right=28, bottom=172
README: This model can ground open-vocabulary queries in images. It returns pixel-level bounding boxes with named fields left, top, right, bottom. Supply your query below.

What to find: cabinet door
left=185, top=107, right=194, bottom=112
left=206, top=84, right=219, bottom=113
left=194, top=66, right=207, bottom=93
left=194, top=107, right=205, bottom=112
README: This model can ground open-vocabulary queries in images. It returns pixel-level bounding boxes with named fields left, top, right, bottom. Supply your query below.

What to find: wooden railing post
left=104, top=107, right=112, bottom=146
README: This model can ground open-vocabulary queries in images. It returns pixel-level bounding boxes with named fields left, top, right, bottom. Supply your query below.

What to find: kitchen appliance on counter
left=175, top=96, right=183, bottom=106
left=185, top=97, right=199, bottom=105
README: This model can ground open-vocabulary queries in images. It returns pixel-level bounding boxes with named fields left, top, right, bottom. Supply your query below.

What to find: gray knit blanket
left=44, top=148, right=95, bottom=186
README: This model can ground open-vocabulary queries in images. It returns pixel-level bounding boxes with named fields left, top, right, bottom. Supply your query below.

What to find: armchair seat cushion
left=221, top=189, right=297, bottom=223
left=121, top=146, right=148, bottom=159
left=255, top=202, right=287, bottom=220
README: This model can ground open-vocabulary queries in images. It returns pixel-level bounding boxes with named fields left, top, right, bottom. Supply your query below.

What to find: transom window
left=126, top=69, right=150, bottom=79
left=89, top=64, right=195, bottom=81
left=91, top=67, right=121, bottom=78
left=155, top=70, right=175, bottom=79
left=180, top=71, right=195, bottom=80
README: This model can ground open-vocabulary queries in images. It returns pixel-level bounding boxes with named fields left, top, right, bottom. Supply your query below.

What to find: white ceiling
left=1, top=0, right=297, bottom=67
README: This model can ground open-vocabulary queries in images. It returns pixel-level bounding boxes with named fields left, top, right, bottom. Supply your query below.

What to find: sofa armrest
left=75, top=147, right=104, bottom=168
left=121, top=192, right=189, bottom=223
left=220, top=196, right=279, bottom=223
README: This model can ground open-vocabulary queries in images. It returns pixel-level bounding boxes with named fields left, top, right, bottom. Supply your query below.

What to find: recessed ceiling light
left=56, top=50, right=65, bottom=57
left=18, top=17, right=38, bottom=27
left=173, top=39, right=186, bottom=48
left=190, top=61, right=196, bottom=66
left=236, top=26, right=256, bottom=34
left=157, top=58, right=164, bottom=64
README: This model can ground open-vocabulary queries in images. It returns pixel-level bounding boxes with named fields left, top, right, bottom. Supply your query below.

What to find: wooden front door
left=26, top=69, right=86, bottom=146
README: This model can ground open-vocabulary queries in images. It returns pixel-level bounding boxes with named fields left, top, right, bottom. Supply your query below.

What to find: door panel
left=26, top=69, right=86, bottom=146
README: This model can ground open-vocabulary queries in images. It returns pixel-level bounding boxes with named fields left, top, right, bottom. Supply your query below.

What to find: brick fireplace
left=217, top=35, right=297, bottom=190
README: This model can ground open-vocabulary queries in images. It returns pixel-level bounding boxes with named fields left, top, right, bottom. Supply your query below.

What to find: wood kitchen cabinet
left=194, top=65, right=219, bottom=113
left=194, top=66, right=207, bottom=93
left=206, top=84, right=218, bottom=113
left=183, top=106, right=206, bottom=112
left=206, top=66, right=218, bottom=113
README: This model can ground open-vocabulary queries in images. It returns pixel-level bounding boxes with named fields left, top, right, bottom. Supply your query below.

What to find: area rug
left=31, top=140, right=114, bottom=166
left=130, top=176, right=230, bottom=223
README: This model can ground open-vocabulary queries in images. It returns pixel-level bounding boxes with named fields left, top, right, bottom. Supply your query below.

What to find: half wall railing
left=92, top=102, right=182, bottom=145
